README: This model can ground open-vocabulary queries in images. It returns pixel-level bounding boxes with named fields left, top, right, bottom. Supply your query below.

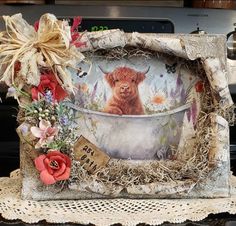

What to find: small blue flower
left=45, top=90, right=53, bottom=103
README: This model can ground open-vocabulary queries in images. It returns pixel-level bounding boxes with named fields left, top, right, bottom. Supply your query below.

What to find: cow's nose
left=121, top=85, right=130, bottom=92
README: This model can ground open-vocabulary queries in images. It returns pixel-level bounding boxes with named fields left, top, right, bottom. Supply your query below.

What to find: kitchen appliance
left=0, top=4, right=236, bottom=176
left=192, top=0, right=235, bottom=9
left=3, top=0, right=44, bottom=4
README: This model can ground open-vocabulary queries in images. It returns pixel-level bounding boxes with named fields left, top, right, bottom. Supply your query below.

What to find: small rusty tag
left=73, top=136, right=110, bottom=174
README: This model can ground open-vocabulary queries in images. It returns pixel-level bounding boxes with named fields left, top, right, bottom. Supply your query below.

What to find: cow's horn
left=142, top=66, right=150, bottom=74
left=98, top=65, right=109, bottom=74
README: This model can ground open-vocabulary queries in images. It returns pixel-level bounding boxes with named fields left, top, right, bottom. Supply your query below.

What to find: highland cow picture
left=72, top=54, right=202, bottom=160
left=101, top=66, right=149, bottom=115
left=74, top=56, right=197, bottom=115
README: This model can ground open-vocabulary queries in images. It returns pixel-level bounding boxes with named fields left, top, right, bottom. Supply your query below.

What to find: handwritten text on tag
left=73, top=136, right=110, bottom=174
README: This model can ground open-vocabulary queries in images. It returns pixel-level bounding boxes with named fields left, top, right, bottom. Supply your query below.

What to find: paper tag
left=73, top=136, right=110, bottom=174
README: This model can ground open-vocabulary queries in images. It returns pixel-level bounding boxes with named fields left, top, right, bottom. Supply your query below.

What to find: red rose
left=34, top=150, right=71, bottom=185
left=31, top=72, right=68, bottom=102
left=195, top=81, right=204, bottom=93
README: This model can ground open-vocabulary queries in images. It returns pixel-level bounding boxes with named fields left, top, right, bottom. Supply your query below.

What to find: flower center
left=49, top=160, right=59, bottom=169
left=152, top=95, right=165, bottom=104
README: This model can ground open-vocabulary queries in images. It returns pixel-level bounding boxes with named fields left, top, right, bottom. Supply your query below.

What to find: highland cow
left=100, top=66, right=149, bottom=115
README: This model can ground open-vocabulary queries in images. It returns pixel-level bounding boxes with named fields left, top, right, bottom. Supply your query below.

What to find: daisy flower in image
left=147, top=90, right=171, bottom=112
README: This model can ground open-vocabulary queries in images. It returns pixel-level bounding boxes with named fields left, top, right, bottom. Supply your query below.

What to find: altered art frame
left=0, top=14, right=234, bottom=200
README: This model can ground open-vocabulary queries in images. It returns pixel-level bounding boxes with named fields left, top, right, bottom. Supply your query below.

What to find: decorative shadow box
left=0, top=13, right=234, bottom=200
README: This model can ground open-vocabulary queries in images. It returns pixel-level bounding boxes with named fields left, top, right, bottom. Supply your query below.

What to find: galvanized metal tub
left=70, top=103, right=191, bottom=160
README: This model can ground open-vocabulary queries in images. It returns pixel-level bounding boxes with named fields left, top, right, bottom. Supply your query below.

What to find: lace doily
left=1, top=170, right=236, bottom=226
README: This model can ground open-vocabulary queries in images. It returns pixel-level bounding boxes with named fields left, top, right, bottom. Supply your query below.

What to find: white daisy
left=146, top=90, right=171, bottom=112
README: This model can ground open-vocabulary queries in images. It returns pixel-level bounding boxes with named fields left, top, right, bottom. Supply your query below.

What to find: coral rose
left=34, top=150, right=71, bottom=185
left=31, top=72, right=68, bottom=102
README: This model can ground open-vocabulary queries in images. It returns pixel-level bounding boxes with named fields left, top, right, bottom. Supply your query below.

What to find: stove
left=0, top=4, right=236, bottom=176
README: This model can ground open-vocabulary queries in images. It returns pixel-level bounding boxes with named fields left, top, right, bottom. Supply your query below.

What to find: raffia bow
left=0, top=13, right=86, bottom=104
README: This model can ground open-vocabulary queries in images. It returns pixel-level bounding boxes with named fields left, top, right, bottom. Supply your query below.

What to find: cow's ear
left=136, top=73, right=146, bottom=84
left=105, top=73, right=115, bottom=87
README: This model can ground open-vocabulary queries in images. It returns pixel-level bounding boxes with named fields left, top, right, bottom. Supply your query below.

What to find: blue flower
left=45, top=90, right=53, bottom=103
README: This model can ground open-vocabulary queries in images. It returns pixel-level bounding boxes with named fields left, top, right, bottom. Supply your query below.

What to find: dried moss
left=68, top=112, right=217, bottom=188
left=66, top=57, right=231, bottom=188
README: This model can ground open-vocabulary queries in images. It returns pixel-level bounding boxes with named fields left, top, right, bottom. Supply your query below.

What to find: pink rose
left=34, top=151, right=71, bottom=185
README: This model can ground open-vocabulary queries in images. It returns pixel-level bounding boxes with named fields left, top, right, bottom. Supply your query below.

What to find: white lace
left=0, top=169, right=236, bottom=225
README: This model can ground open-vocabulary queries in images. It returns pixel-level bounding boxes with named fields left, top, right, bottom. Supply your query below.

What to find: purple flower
left=180, top=88, right=186, bottom=103
left=176, top=73, right=183, bottom=88
left=170, top=88, right=179, bottom=99
left=191, top=98, right=198, bottom=128
left=59, top=115, right=69, bottom=126
left=6, top=87, right=16, bottom=98
left=103, top=92, right=107, bottom=102
left=8, top=87, right=16, bottom=94
left=186, top=98, right=198, bottom=128
left=187, top=109, right=191, bottom=122
left=20, top=124, right=29, bottom=135
left=91, top=81, right=98, bottom=102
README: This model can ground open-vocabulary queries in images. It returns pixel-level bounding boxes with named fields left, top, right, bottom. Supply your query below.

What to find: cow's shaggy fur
left=103, top=67, right=147, bottom=115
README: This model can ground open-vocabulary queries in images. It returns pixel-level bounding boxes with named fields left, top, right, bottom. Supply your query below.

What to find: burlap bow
left=0, top=13, right=85, bottom=103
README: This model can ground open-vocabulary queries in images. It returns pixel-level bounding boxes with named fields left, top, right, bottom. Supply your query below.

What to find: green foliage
left=24, top=96, right=78, bottom=154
